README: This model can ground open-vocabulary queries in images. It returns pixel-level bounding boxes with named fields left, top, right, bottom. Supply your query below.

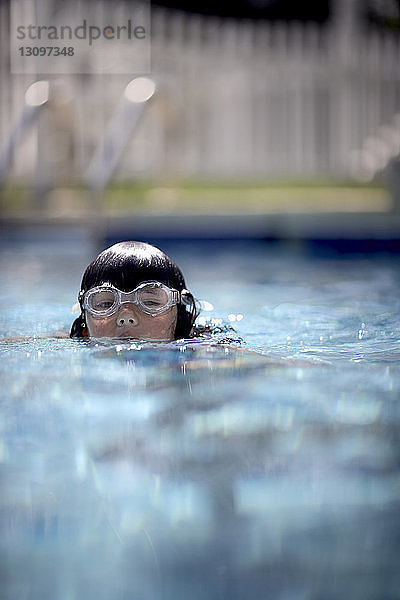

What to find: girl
left=70, top=240, right=199, bottom=341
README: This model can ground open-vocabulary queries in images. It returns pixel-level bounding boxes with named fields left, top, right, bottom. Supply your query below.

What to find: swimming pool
left=1, top=232, right=400, bottom=600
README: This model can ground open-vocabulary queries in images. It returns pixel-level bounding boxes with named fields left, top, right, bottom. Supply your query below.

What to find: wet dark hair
left=70, top=241, right=199, bottom=340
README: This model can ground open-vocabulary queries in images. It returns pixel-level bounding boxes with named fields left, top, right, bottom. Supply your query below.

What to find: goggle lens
left=138, top=287, right=169, bottom=310
left=87, top=289, right=117, bottom=313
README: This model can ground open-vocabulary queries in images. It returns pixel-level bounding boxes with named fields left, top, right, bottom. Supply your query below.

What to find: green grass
left=1, top=178, right=391, bottom=217
left=100, top=179, right=391, bottom=214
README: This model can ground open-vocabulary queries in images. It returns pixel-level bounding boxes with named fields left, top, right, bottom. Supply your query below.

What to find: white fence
left=1, top=0, right=400, bottom=185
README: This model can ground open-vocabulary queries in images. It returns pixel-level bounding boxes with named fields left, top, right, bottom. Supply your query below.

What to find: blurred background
left=0, top=0, right=400, bottom=248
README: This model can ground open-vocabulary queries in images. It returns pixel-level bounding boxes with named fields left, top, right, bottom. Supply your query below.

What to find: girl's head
left=70, top=241, right=198, bottom=341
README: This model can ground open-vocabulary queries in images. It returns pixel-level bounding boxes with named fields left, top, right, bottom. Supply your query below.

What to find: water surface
left=1, top=233, right=400, bottom=600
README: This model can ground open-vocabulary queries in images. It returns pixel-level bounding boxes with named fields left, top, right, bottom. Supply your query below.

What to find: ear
left=70, top=314, right=88, bottom=339
left=81, top=312, right=89, bottom=338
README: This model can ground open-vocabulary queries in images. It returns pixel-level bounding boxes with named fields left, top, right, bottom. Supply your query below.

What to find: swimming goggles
left=81, top=281, right=182, bottom=318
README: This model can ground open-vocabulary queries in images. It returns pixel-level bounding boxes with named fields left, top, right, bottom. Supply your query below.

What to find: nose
left=116, top=307, right=138, bottom=327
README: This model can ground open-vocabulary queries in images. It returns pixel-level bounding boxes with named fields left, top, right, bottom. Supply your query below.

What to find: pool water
left=1, top=233, right=400, bottom=600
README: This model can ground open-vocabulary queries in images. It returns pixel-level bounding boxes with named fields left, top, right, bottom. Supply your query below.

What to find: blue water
left=1, top=232, right=400, bottom=600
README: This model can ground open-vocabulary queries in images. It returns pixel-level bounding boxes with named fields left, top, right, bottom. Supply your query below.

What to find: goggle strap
left=180, top=289, right=192, bottom=305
